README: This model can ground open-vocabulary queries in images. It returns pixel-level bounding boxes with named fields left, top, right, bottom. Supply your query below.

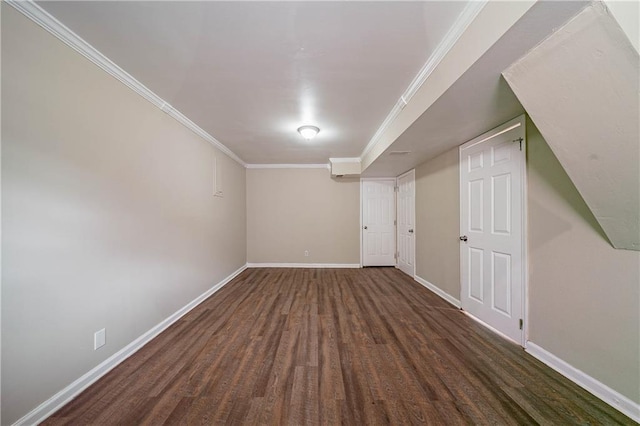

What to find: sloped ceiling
left=503, top=2, right=639, bottom=250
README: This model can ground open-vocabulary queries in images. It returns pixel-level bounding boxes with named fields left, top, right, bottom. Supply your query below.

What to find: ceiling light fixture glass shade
left=297, top=125, right=320, bottom=140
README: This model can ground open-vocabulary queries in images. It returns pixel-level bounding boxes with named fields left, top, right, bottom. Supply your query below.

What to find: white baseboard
left=246, top=263, right=360, bottom=269
left=13, top=263, right=248, bottom=426
left=414, top=275, right=461, bottom=308
left=526, top=342, right=640, bottom=423
left=462, top=310, right=520, bottom=345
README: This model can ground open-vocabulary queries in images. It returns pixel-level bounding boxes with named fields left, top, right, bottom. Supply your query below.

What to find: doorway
left=397, top=169, right=415, bottom=277
left=361, top=179, right=396, bottom=266
left=459, top=115, right=527, bottom=345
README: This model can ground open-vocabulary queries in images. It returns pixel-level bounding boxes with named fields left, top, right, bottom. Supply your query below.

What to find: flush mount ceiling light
left=297, top=125, right=320, bottom=140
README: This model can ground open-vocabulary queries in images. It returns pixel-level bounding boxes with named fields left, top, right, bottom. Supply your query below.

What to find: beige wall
left=412, top=119, right=639, bottom=405
left=3, top=1, right=637, bottom=422
left=247, top=169, right=359, bottom=264
left=527, top=119, right=640, bottom=403
left=415, top=147, right=460, bottom=300
left=1, top=7, right=246, bottom=424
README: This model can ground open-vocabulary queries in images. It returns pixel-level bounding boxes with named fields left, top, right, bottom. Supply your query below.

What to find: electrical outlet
left=94, top=328, right=106, bottom=350
left=304, top=250, right=309, bottom=257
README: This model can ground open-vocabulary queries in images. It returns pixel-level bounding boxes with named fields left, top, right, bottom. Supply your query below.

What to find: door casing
left=360, top=178, right=397, bottom=267
left=397, top=169, right=416, bottom=278
left=459, top=115, right=529, bottom=347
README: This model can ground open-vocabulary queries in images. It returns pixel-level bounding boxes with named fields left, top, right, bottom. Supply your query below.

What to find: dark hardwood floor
left=43, top=268, right=634, bottom=425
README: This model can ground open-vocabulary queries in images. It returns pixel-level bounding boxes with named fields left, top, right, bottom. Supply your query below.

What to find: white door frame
left=396, top=169, right=416, bottom=278
left=459, top=115, right=529, bottom=347
left=360, top=177, right=397, bottom=267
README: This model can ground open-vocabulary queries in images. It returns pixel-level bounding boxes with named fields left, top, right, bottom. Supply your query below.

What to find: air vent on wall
left=388, top=151, right=411, bottom=155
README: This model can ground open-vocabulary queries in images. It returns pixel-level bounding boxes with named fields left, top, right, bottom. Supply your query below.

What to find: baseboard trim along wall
left=462, top=310, right=520, bottom=345
left=414, top=275, right=461, bottom=308
left=526, top=342, right=640, bottom=423
left=412, top=272, right=639, bottom=421
left=12, top=264, right=248, bottom=426
left=247, top=263, right=361, bottom=269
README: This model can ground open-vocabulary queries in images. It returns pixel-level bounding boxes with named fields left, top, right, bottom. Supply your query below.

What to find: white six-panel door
left=362, top=179, right=396, bottom=266
left=460, top=116, right=526, bottom=344
left=397, top=170, right=415, bottom=277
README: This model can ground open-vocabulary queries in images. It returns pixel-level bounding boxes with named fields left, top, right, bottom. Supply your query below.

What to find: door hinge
left=519, top=319, right=523, bottom=330
left=394, top=219, right=397, bottom=226
left=513, top=137, right=523, bottom=151
left=394, top=252, right=398, bottom=259
left=394, top=186, right=399, bottom=192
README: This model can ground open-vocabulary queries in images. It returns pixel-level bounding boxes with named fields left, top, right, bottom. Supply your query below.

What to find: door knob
left=363, top=226, right=368, bottom=230
left=408, top=229, right=414, bottom=233
left=459, top=235, right=468, bottom=242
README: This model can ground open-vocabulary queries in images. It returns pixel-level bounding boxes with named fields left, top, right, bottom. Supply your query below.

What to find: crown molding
left=360, top=0, right=488, bottom=160
left=329, top=157, right=361, bottom=164
left=246, top=163, right=330, bottom=169
left=8, top=0, right=487, bottom=171
left=360, top=98, right=407, bottom=160
left=402, top=0, right=487, bottom=103
left=6, top=0, right=246, bottom=167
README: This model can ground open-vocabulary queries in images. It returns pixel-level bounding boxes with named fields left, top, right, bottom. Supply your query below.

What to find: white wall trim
left=396, top=168, right=414, bottom=180
left=360, top=178, right=397, bottom=268
left=328, top=157, right=361, bottom=164
left=360, top=0, right=487, bottom=159
left=246, top=263, right=360, bottom=269
left=459, top=115, right=527, bottom=346
left=462, top=310, right=519, bottom=345
left=396, top=169, right=416, bottom=278
left=414, top=275, right=461, bottom=308
left=359, top=177, right=398, bottom=182
left=11, top=264, right=248, bottom=426
left=245, top=163, right=330, bottom=169
left=402, top=1, right=488, bottom=104
left=520, top=118, right=530, bottom=347
left=526, top=342, right=640, bottom=423
left=359, top=179, right=364, bottom=268
left=5, top=0, right=246, bottom=167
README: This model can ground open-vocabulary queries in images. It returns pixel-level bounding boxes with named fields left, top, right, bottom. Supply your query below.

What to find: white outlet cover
left=94, top=328, right=106, bottom=350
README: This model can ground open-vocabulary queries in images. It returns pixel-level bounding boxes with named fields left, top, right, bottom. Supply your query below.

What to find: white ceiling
left=38, top=1, right=470, bottom=164
left=363, top=0, right=590, bottom=177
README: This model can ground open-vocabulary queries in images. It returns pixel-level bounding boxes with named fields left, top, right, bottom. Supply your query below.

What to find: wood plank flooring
left=43, top=268, right=635, bottom=425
